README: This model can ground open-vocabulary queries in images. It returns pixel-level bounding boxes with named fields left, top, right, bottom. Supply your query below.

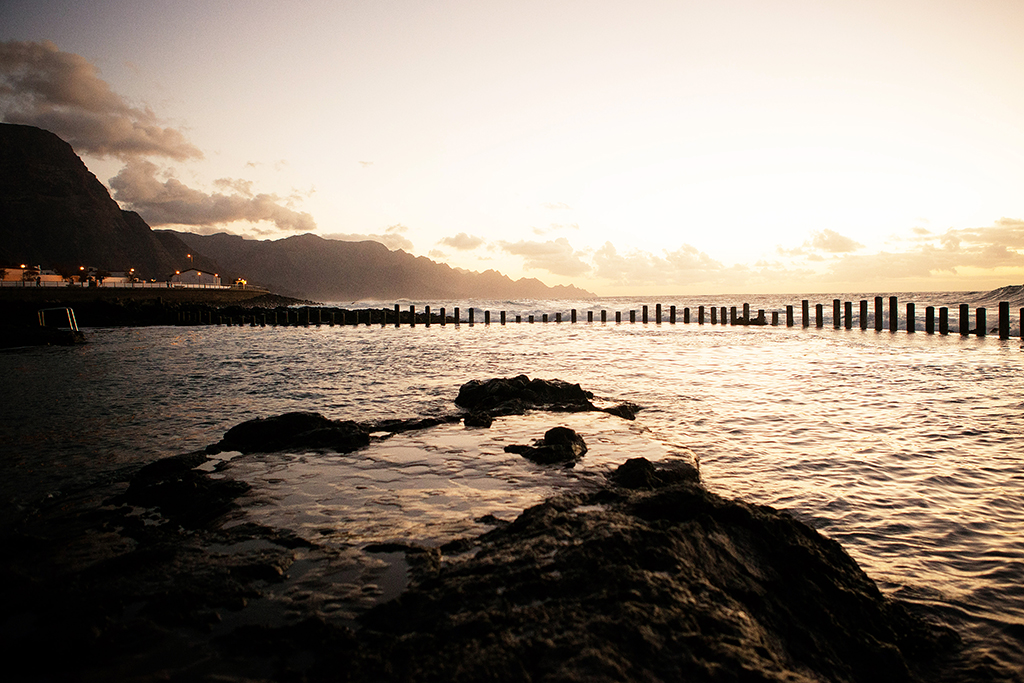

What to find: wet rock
left=356, top=463, right=962, bottom=683
left=209, top=411, right=370, bottom=454
left=504, top=426, right=588, bottom=465
left=455, top=375, right=595, bottom=415
left=603, top=401, right=640, bottom=420
left=609, top=456, right=699, bottom=489
left=463, top=411, right=494, bottom=428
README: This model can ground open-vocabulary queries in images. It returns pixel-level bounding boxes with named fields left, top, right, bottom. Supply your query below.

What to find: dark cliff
left=0, top=123, right=204, bottom=279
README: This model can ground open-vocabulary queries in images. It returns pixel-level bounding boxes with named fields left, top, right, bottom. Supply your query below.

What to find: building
left=169, top=268, right=221, bottom=286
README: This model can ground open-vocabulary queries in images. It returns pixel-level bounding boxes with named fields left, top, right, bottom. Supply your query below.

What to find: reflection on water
left=1, top=310, right=1022, bottom=669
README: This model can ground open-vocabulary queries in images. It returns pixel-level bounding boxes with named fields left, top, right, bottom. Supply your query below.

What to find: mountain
left=0, top=123, right=594, bottom=300
left=0, top=123, right=210, bottom=278
left=162, top=230, right=595, bottom=301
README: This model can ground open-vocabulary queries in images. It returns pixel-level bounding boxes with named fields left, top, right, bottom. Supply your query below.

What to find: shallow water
left=1, top=292, right=1022, bottom=673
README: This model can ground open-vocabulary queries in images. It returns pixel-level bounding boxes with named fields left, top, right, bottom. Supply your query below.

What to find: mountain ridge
left=0, top=123, right=594, bottom=300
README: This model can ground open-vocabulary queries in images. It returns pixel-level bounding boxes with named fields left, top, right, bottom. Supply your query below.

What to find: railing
left=0, top=280, right=253, bottom=290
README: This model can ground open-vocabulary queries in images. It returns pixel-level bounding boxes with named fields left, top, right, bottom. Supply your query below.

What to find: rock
left=356, top=471, right=963, bottom=683
left=504, top=426, right=588, bottom=465
left=210, top=411, right=369, bottom=454
left=603, top=401, right=640, bottom=420
left=609, top=456, right=699, bottom=489
left=455, top=375, right=595, bottom=415
left=463, top=411, right=494, bottom=428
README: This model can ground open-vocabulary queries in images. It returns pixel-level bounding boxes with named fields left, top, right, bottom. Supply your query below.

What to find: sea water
left=1, top=292, right=1022, bottom=673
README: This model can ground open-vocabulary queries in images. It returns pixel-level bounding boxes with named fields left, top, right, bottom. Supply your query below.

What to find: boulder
left=209, top=411, right=369, bottom=454
left=455, top=375, right=595, bottom=415
left=504, top=426, right=588, bottom=465
left=609, top=456, right=699, bottom=489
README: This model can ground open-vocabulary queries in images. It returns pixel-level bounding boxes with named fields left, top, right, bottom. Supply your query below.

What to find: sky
left=3, top=0, right=1024, bottom=295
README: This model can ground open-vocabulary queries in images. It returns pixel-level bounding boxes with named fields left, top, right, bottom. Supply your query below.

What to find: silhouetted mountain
left=0, top=123, right=593, bottom=299
left=162, top=230, right=595, bottom=301
left=0, top=123, right=210, bottom=278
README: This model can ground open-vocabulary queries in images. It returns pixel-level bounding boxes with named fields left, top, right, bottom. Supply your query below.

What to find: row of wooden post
left=177, top=297, right=1021, bottom=341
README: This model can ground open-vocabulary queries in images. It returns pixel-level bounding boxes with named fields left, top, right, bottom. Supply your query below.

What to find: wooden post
left=469, top=308, right=475, bottom=325
left=555, top=312, right=561, bottom=323
left=454, top=307, right=460, bottom=325
left=833, top=300, right=841, bottom=329
left=587, top=310, right=593, bottom=323
left=720, top=307, right=727, bottom=325
left=440, top=307, right=446, bottom=326
left=939, top=307, right=948, bottom=335
left=484, top=310, right=490, bottom=325
left=711, top=307, right=718, bottom=324
left=698, top=305, right=705, bottom=324
left=889, top=296, right=898, bottom=333
left=409, top=305, right=416, bottom=327
left=616, top=311, right=621, bottom=324
left=802, top=300, right=809, bottom=328
left=630, top=310, right=636, bottom=324
left=816, top=304, right=823, bottom=328
left=907, top=303, right=915, bottom=333
left=601, top=310, right=607, bottom=323
left=642, top=306, right=648, bottom=324
left=670, top=305, right=676, bottom=324
left=786, top=305, right=794, bottom=327
left=874, top=296, right=883, bottom=332
left=656, top=303, right=662, bottom=324
left=571, top=309, right=577, bottom=323
left=683, top=307, right=690, bottom=324
left=844, top=301, right=853, bottom=329
left=999, top=302, right=1009, bottom=339
left=516, top=315, right=521, bottom=323
left=730, top=306, right=737, bottom=325
left=425, top=305, right=431, bottom=327
left=959, top=304, right=969, bottom=336
left=743, top=303, right=750, bottom=322
left=366, top=310, right=372, bottom=327
left=394, top=304, right=401, bottom=328
left=925, top=306, right=935, bottom=334
left=529, top=314, right=535, bottom=323
left=501, top=311, right=506, bottom=325
left=860, top=301, right=868, bottom=330
left=976, top=308, right=986, bottom=337
left=772, top=311, right=779, bottom=325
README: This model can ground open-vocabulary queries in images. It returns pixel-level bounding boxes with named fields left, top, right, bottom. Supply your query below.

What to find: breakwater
left=176, top=296, right=1024, bottom=340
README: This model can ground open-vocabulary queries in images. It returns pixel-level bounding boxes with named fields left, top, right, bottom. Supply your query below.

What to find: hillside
left=0, top=123, right=593, bottom=300
left=164, top=230, right=594, bottom=301
left=0, top=123, right=211, bottom=279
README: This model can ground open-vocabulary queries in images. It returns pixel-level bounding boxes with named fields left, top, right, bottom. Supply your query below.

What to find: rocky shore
left=0, top=378, right=1009, bottom=682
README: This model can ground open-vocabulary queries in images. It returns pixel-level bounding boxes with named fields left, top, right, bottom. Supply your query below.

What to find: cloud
left=0, top=40, right=202, bottom=160
left=809, top=229, right=864, bottom=253
left=498, top=237, right=591, bottom=277
left=321, top=228, right=413, bottom=252
left=542, top=202, right=571, bottom=210
left=109, top=159, right=316, bottom=232
left=358, top=161, right=373, bottom=167
left=438, top=232, right=485, bottom=250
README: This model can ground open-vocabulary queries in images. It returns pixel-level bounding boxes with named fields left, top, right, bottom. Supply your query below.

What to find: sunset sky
left=3, top=0, right=1024, bottom=295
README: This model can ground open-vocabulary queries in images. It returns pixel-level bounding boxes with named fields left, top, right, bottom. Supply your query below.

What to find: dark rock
left=609, top=456, right=700, bottom=489
left=210, top=411, right=369, bottom=454
left=463, top=411, right=494, bottom=428
left=603, top=401, right=640, bottom=420
left=455, top=375, right=596, bottom=415
left=504, top=426, right=588, bottom=466
left=356, top=474, right=964, bottom=683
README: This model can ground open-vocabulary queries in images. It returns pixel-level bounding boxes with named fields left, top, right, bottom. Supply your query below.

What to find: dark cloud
left=0, top=40, right=202, bottom=160
left=109, top=160, right=316, bottom=232
left=438, top=232, right=485, bottom=250
left=498, top=237, right=590, bottom=277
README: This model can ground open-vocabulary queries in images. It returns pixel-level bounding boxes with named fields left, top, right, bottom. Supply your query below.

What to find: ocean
left=1, top=291, right=1022, bottom=675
